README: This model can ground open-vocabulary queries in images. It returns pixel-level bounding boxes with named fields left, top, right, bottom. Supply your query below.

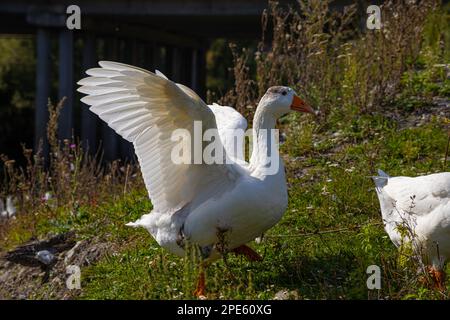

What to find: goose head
left=258, top=86, right=316, bottom=119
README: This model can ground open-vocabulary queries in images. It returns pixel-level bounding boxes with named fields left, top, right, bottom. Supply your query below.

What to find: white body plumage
left=373, top=170, right=450, bottom=269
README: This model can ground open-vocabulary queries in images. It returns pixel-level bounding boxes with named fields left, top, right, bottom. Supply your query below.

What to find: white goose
left=373, top=169, right=450, bottom=290
left=78, top=61, right=315, bottom=296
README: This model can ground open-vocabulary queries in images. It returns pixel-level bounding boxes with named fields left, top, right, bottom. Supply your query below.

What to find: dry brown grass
left=0, top=99, right=143, bottom=245
left=220, top=0, right=438, bottom=120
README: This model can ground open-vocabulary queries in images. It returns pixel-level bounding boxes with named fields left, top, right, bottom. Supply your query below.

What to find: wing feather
left=78, top=61, right=239, bottom=213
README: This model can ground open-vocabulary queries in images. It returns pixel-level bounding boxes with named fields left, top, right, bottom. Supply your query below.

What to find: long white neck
left=249, top=105, right=281, bottom=175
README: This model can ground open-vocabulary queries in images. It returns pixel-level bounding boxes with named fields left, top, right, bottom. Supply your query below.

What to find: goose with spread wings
left=78, top=61, right=315, bottom=296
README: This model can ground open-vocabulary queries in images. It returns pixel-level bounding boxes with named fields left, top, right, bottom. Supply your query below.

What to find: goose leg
left=193, top=265, right=206, bottom=298
left=232, top=245, right=262, bottom=262
left=428, top=267, right=446, bottom=291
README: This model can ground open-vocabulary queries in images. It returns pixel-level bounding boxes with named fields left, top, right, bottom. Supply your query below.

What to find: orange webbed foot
left=428, top=266, right=446, bottom=292
left=232, top=245, right=263, bottom=262
left=193, top=269, right=206, bottom=298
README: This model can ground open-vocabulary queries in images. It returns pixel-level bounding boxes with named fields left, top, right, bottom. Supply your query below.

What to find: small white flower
left=328, top=163, right=339, bottom=167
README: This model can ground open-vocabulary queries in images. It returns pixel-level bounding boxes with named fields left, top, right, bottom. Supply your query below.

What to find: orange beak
left=290, top=95, right=316, bottom=115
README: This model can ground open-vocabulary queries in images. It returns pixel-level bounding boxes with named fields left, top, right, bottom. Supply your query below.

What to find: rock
left=274, top=289, right=299, bottom=300
left=35, top=250, right=55, bottom=266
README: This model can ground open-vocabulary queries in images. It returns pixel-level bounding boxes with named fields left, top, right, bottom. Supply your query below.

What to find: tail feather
left=372, top=169, right=390, bottom=190
left=125, top=221, right=140, bottom=228
left=377, top=169, right=390, bottom=178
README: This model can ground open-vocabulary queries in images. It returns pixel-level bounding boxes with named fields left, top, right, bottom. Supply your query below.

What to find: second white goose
left=373, top=169, right=450, bottom=290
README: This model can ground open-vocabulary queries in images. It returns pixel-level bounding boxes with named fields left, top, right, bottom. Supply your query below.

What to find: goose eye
left=281, top=91, right=287, bottom=96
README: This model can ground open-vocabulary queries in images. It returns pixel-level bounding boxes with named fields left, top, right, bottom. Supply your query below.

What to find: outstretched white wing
left=78, top=61, right=239, bottom=213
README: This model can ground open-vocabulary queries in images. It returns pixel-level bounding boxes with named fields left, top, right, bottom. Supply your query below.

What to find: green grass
left=1, top=107, right=448, bottom=299
left=1, top=1, right=449, bottom=299
left=1, top=106, right=449, bottom=300
left=51, top=111, right=447, bottom=300
left=1, top=92, right=448, bottom=300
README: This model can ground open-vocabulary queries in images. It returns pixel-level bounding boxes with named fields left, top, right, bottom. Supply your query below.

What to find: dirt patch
left=0, top=232, right=115, bottom=299
left=388, top=97, right=450, bottom=129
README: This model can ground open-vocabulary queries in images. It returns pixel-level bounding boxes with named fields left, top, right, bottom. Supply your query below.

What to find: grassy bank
left=0, top=0, right=449, bottom=299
